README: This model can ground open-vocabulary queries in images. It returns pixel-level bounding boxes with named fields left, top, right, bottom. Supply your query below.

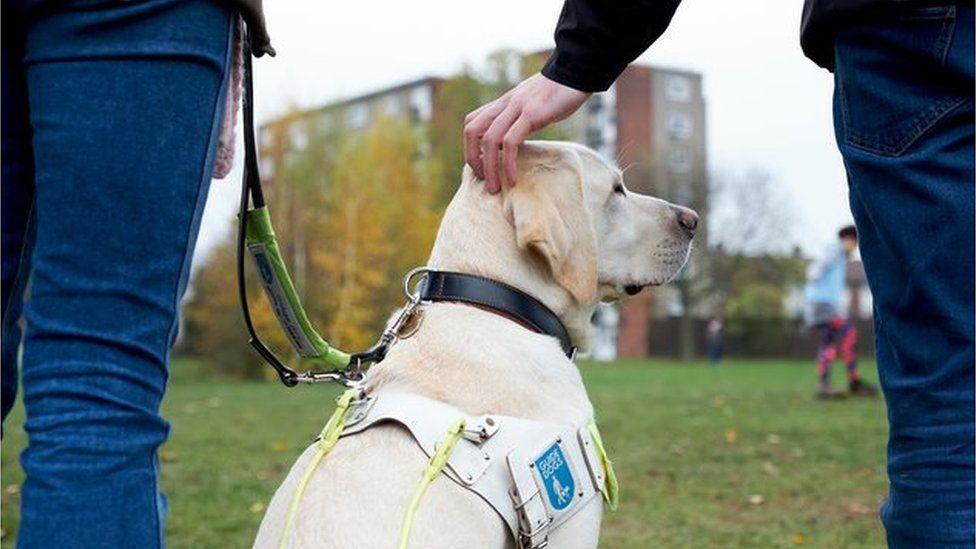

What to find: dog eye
left=612, top=183, right=626, bottom=196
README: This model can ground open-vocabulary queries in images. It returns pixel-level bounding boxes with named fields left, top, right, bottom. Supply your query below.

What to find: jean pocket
left=834, top=5, right=965, bottom=157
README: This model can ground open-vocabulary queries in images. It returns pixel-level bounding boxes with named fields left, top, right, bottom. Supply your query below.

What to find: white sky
left=194, top=0, right=854, bottom=268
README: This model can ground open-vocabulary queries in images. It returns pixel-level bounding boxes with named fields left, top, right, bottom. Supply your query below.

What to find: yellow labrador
left=254, top=141, right=697, bottom=548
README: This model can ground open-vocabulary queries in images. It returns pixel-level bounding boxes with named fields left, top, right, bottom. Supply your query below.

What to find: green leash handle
left=244, top=206, right=350, bottom=369
left=237, top=29, right=351, bottom=386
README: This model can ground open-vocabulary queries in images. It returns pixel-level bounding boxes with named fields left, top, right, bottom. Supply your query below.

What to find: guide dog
left=255, top=141, right=697, bottom=548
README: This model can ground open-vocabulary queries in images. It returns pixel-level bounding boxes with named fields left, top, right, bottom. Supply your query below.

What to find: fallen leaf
left=792, top=534, right=805, bottom=544
left=159, top=449, right=179, bottom=463
left=748, top=494, right=765, bottom=505
left=4, top=484, right=20, bottom=495
left=842, top=501, right=871, bottom=517
left=762, top=461, right=780, bottom=477
left=724, top=428, right=739, bottom=444
left=766, top=434, right=781, bottom=445
left=206, top=397, right=222, bottom=409
left=249, top=502, right=266, bottom=514
left=271, top=440, right=289, bottom=452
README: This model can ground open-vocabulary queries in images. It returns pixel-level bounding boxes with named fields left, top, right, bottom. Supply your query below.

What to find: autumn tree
left=182, top=115, right=438, bottom=375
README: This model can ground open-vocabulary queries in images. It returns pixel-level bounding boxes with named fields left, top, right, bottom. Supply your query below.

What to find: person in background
left=706, top=316, right=723, bottom=366
left=805, top=225, right=877, bottom=399
left=463, top=1, right=974, bottom=545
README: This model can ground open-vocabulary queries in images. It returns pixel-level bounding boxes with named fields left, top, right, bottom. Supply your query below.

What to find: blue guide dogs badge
left=534, top=442, right=576, bottom=510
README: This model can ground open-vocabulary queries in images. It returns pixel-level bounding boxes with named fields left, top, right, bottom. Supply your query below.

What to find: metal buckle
left=462, top=415, right=500, bottom=444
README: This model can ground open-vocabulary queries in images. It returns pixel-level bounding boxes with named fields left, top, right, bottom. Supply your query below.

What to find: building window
left=289, top=125, right=308, bottom=151
left=345, top=103, right=370, bottom=129
left=584, top=90, right=617, bottom=160
left=409, top=86, right=432, bottom=122
left=260, top=157, right=275, bottom=179
left=260, top=129, right=273, bottom=150
left=665, top=75, right=692, bottom=102
left=668, top=147, right=693, bottom=174
left=383, top=94, right=401, bottom=117
left=671, top=179, right=694, bottom=206
left=667, top=112, right=693, bottom=140
left=318, top=112, right=335, bottom=133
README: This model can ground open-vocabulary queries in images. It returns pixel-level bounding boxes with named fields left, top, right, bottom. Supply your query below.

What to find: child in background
left=805, top=225, right=877, bottom=399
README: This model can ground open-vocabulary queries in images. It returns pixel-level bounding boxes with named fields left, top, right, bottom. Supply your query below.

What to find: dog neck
left=423, top=172, right=596, bottom=350
left=365, top=302, right=594, bottom=424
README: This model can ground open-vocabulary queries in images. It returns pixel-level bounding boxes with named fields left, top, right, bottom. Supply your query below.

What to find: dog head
left=505, top=141, right=696, bottom=304
left=429, top=140, right=697, bottom=348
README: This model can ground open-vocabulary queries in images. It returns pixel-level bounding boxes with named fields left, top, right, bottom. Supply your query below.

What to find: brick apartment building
left=552, top=61, right=708, bottom=357
left=262, top=56, right=707, bottom=358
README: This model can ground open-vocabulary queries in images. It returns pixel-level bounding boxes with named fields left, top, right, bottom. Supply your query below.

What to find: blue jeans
left=1, top=1, right=233, bottom=546
left=834, top=5, right=974, bottom=547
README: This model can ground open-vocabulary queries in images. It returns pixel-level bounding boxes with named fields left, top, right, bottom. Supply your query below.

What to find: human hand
left=463, top=73, right=590, bottom=193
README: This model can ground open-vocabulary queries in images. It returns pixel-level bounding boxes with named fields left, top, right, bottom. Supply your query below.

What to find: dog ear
left=506, top=144, right=598, bottom=304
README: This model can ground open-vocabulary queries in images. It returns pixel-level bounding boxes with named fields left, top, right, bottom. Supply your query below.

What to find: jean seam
left=846, top=96, right=966, bottom=156
left=840, top=8, right=962, bottom=157
left=151, top=12, right=235, bottom=549
left=938, top=6, right=957, bottom=66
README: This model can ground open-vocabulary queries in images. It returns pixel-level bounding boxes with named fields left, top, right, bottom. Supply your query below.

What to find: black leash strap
left=237, top=34, right=301, bottom=387
left=418, top=271, right=577, bottom=359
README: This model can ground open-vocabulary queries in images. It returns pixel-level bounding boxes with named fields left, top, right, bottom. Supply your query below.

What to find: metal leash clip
left=345, top=267, right=431, bottom=380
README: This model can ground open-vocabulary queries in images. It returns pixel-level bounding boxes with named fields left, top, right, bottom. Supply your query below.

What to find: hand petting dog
left=464, top=73, right=590, bottom=194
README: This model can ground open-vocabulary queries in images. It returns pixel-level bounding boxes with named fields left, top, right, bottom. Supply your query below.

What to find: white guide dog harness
left=280, top=389, right=618, bottom=549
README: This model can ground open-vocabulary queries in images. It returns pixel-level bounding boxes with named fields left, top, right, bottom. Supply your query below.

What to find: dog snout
left=672, top=205, right=699, bottom=235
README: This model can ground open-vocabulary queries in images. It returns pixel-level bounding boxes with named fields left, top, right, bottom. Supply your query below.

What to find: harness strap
left=585, top=421, right=618, bottom=510
left=507, top=449, right=552, bottom=548
left=340, top=392, right=616, bottom=545
left=398, top=418, right=466, bottom=549
left=278, top=389, right=360, bottom=549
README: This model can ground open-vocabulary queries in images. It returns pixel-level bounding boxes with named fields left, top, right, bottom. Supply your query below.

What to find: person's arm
left=464, top=0, right=682, bottom=193
left=542, top=0, right=682, bottom=93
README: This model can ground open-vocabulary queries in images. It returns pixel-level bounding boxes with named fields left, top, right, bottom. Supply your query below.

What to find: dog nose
left=674, top=206, right=699, bottom=233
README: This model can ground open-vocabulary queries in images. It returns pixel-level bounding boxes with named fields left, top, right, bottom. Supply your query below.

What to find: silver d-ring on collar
left=402, top=266, right=431, bottom=303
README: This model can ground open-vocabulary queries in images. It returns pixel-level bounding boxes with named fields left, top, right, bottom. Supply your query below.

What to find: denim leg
left=13, top=1, right=233, bottom=547
left=1, top=1, right=35, bottom=424
left=834, top=6, right=974, bottom=547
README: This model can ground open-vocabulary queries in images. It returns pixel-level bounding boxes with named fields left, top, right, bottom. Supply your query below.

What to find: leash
left=238, top=34, right=355, bottom=386
left=237, top=30, right=576, bottom=388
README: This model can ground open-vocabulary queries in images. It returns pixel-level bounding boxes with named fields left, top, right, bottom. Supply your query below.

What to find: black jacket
left=542, top=0, right=954, bottom=92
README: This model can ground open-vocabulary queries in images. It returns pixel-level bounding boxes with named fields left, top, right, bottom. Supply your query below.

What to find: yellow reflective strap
left=279, top=389, right=361, bottom=549
left=398, top=418, right=466, bottom=549
left=586, top=420, right=619, bottom=511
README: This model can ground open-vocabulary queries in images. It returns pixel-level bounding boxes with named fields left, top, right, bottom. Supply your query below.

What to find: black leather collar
left=418, top=270, right=577, bottom=359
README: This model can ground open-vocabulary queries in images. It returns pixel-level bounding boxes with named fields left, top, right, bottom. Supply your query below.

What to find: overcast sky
left=194, top=0, right=853, bottom=268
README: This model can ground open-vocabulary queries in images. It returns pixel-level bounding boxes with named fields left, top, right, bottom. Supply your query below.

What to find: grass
left=1, top=359, right=888, bottom=548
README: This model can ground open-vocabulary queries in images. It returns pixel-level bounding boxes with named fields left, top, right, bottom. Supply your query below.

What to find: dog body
left=254, top=142, right=696, bottom=548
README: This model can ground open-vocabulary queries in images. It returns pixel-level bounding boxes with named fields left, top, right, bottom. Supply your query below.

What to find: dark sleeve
left=541, top=0, right=683, bottom=93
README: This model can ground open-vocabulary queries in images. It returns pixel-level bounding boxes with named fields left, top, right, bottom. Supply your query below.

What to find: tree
left=708, top=167, right=796, bottom=255
left=182, top=116, right=438, bottom=375
left=312, top=117, right=439, bottom=350
left=701, top=167, right=806, bottom=351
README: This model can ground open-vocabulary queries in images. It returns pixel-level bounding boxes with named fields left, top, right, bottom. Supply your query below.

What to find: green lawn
left=1, top=359, right=888, bottom=548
